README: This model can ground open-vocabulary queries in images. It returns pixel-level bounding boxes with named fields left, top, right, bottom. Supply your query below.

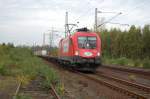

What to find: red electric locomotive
left=58, top=28, right=101, bottom=71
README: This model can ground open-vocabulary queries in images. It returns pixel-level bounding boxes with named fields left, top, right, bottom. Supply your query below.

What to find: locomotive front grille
left=73, top=56, right=101, bottom=65
left=82, top=58, right=94, bottom=63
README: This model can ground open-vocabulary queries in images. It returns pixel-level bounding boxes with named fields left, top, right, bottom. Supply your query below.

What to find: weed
left=142, top=58, right=150, bottom=69
left=115, top=57, right=129, bottom=65
left=13, top=93, right=32, bottom=99
left=0, top=63, right=5, bottom=75
left=16, top=75, right=31, bottom=86
left=102, top=56, right=150, bottom=69
left=0, top=45, right=59, bottom=91
left=56, top=83, right=65, bottom=96
left=133, top=59, right=142, bottom=67
left=128, top=74, right=136, bottom=81
left=39, top=65, right=59, bottom=89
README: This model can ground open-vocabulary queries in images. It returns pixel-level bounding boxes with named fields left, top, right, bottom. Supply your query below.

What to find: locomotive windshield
left=78, top=36, right=96, bottom=49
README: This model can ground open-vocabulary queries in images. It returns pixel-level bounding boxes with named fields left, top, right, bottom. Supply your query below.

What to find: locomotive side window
left=78, top=36, right=96, bottom=49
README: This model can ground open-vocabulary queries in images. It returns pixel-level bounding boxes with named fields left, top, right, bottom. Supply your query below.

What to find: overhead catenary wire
left=73, top=0, right=95, bottom=23
left=123, top=0, right=148, bottom=16
left=107, top=22, right=129, bottom=26
left=97, top=1, right=149, bottom=27
left=97, top=12, right=122, bottom=27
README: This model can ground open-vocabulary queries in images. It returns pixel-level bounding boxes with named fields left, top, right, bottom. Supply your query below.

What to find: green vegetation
left=102, top=57, right=144, bottom=67
left=13, top=94, right=32, bottom=99
left=0, top=44, right=59, bottom=88
left=97, top=24, right=150, bottom=69
left=142, top=58, right=150, bottom=69
left=49, top=47, right=58, bottom=56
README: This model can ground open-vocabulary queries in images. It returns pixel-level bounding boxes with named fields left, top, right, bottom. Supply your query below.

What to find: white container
left=41, top=50, right=47, bottom=55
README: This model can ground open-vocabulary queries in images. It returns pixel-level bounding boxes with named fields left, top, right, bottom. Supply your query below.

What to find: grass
left=0, top=45, right=59, bottom=90
left=0, top=77, right=17, bottom=92
left=102, top=56, right=150, bottom=69
left=128, top=74, right=136, bottom=81
left=142, top=58, right=150, bottom=69
left=13, top=93, right=32, bottom=99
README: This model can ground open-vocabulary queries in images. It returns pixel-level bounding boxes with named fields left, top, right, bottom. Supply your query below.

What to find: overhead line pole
left=43, top=27, right=59, bottom=48
left=95, top=8, right=98, bottom=32
left=43, top=33, right=45, bottom=46
left=43, top=33, right=50, bottom=47
left=49, top=27, right=59, bottom=48
left=64, top=12, right=78, bottom=36
left=49, top=27, right=53, bottom=48
left=65, top=12, right=68, bottom=37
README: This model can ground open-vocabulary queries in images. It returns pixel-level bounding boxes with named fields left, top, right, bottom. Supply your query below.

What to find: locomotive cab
left=72, top=31, right=101, bottom=69
left=58, top=28, right=101, bottom=71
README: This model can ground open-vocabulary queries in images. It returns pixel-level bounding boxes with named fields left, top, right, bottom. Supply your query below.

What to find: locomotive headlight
left=75, top=51, right=79, bottom=56
left=97, top=52, right=100, bottom=56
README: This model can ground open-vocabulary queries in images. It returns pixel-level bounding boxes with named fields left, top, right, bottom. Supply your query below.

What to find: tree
left=123, top=25, right=142, bottom=58
left=98, top=24, right=150, bottom=59
left=142, top=25, right=150, bottom=57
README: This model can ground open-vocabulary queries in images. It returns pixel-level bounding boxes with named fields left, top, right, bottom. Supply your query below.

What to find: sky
left=0, top=0, right=150, bottom=46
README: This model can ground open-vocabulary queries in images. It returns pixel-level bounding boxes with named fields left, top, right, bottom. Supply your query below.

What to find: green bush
left=13, top=93, right=32, bottom=99
left=102, top=56, right=135, bottom=67
left=0, top=45, right=59, bottom=88
left=0, top=63, right=6, bottom=75
left=39, top=64, right=59, bottom=89
left=102, top=55, right=150, bottom=69
left=0, top=61, right=12, bottom=75
left=133, top=59, right=142, bottom=67
left=142, top=58, right=150, bottom=69
left=115, top=57, right=129, bottom=65
left=0, top=45, right=62, bottom=98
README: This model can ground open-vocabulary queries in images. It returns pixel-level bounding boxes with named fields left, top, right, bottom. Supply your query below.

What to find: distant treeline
left=98, top=24, right=150, bottom=59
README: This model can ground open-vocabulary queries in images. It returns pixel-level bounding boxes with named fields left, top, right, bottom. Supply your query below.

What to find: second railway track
left=96, top=71, right=150, bottom=92
left=75, top=71, right=150, bottom=99
left=14, top=76, right=61, bottom=99
left=102, top=65, right=150, bottom=76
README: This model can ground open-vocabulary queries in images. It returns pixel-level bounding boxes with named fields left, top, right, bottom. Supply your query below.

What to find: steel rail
left=102, top=65, right=150, bottom=76
left=77, top=72, right=147, bottom=99
left=39, top=55, right=148, bottom=99
left=14, top=78, right=61, bottom=99
left=50, top=84, right=61, bottom=99
left=96, top=72, right=150, bottom=92
left=14, top=82, right=21, bottom=98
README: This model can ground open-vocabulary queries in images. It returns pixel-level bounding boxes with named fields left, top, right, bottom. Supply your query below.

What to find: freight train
left=58, top=28, right=101, bottom=71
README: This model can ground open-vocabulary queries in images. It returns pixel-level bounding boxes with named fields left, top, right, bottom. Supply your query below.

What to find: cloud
left=0, top=0, right=150, bottom=45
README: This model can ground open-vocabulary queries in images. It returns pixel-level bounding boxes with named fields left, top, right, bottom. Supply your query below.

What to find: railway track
left=102, top=65, right=150, bottom=76
left=77, top=72, right=149, bottom=99
left=40, top=56, right=150, bottom=99
left=96, top=71, right=150, bottom=93
left=14, top=76, right=61, bottom=99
